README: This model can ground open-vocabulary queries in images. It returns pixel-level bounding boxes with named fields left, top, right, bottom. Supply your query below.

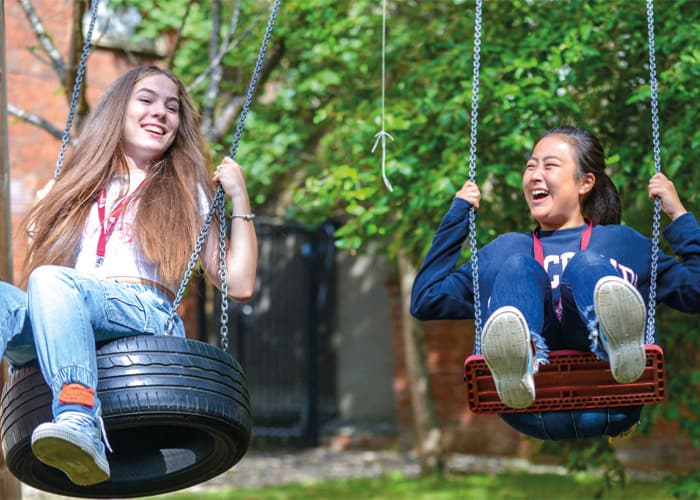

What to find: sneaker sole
left=482, top=306, right=535, bottom=409
left=594, top=276, right=647, bottom=384
left=32, top=427, right=110, bottom=486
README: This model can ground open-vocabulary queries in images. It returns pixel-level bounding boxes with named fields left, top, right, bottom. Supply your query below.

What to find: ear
left=578, top=173, right=595, bottom=196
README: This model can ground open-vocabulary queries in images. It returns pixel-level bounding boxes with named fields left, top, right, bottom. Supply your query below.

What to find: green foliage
left=670, top=471, right=700, bottom=499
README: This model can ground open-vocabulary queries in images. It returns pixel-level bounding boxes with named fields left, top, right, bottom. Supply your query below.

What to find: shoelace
left=56, top=411, right=113, bottom=453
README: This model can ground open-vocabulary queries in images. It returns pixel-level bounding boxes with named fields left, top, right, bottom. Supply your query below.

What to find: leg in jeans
left=25, top=265, right=182, bottom=485
left=561, top=250, right=647, bottom=384
left=559, top=250, right=621, bottom=358
left=26, top=265, right=181, bottom=417
left=481, top=255, right=558, bottom=409
left=0, top=281, right=39, bottom=367
left=487, top=254, right=556, bottom=366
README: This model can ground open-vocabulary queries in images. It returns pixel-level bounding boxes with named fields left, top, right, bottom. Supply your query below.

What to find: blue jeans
left=500, top=406, right=643, bottom=440
left=486, top=251, right=648, bottom=440
left=0, top=265, right=184, bottom=418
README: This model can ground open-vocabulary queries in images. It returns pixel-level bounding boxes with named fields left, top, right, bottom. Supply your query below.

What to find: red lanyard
left=532, top=220, right=592, bottom=266
left=532, top=220, right=592, bottom=319
left=95, top=180, right=146, bottom=266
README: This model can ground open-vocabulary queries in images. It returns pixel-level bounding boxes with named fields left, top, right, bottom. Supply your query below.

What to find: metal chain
left=645, top=0, right=662, bottom=346
left=54, top=0, right=101, bottom=179
left=218, top=197, right=230, bottom=350
left=166, top=0, right=281, bottom=351
left=468, top=0, right=484, bottom=354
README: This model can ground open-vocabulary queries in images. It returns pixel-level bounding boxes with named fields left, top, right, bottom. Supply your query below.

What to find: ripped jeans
left=485, top=250, right=650, bottom=440
left=0, top=265, right=184, bottom=419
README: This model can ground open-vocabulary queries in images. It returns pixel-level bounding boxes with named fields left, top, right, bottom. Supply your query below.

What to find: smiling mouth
left=142, top=124, right=165, bottom=135
left=531, top=189, right=549, bottom=201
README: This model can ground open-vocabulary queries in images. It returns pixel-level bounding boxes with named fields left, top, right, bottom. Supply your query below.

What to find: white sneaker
left=31, top=410, right=110, bottom=486
left=594, top=276, right=647, bottom=384
left=482, top=306, right=535, bottom=409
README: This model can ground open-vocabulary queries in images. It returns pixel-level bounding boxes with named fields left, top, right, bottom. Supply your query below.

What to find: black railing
left=208, top=219, right=337, bottom=445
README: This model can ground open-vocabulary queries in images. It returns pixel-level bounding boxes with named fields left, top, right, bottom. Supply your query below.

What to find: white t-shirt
left=74, top=174, right=212, bottom=292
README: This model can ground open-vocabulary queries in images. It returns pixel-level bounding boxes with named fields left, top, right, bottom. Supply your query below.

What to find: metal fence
left=206, top=219, right=337, bottom=445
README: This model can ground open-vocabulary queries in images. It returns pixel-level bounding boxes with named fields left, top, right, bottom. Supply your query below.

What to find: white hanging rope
left=371, top=0, right=394, bottom=192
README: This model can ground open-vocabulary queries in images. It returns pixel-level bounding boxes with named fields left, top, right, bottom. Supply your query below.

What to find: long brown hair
left=538, top=126, right=622, bottom=225
left=22, top=66, right=214, bottom=287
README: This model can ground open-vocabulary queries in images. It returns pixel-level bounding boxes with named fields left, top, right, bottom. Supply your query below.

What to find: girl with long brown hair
left=0, top=65, right=257, bottom=485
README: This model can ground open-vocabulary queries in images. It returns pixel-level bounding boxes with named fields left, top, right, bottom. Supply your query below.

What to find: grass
left=158, top=470, right=676, bottom=499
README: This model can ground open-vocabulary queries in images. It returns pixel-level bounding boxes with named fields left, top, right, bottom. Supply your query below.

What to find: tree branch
left=201, top=0, right=224, bottom=134
left=206, top=39, right=284, bottom=143
left=8, top=104, right=74, bottom=143
left=165, top=0, right=196, bottom=70
left=204, top=0, right=243, bottom=135
left=19, top=0, right=66, bottom=82
left=185, top=14, right=260, bottom=95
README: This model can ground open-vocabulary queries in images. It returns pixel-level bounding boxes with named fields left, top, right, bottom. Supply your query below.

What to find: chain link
left=468, top=0, right=484, bottom=354
left=54, top=0, right=101, bottom=179
left=166, top=0, right=281, bottom=351
left=645, top=0, right=662, bottom=346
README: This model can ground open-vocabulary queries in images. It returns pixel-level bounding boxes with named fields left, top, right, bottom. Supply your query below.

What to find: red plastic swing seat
left=464, top=344, right=665, bottom=414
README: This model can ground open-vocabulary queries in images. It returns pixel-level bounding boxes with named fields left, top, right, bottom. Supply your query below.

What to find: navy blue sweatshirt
left=411, top=198, right=700, bottom=322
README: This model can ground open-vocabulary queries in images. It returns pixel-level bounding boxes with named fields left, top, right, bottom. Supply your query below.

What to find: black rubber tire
left=0, top=335, right=251, bottom=498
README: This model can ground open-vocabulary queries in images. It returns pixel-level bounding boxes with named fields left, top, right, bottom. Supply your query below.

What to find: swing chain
left=166, top=0, right=281, bottom=351
left=54, top=0, right=101, bottom=179
left=468, top=0, right=484, bottom=354
left=227, top=1, right=280, bottom=161
left=218, top=198, right=230, bottom=350
left=645, top=0, right=662, bottom=346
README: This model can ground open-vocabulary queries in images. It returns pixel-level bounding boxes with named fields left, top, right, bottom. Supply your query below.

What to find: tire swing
left=461, top=0, right=666, bottom=414
left=0, top=0, right=281, bottom=497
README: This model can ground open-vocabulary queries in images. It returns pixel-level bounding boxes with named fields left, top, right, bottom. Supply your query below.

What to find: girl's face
left=122, top=73, right=180, bottom=169
left=522, top=135, right=594, bottom=230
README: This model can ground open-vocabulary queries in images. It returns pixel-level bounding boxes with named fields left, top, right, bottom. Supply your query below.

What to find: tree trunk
left=0, top=1, right=22, bottom=497
left=397, top=252, right=445, bottom=476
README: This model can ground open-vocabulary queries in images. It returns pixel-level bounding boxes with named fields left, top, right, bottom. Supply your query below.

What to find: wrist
left=670, top=209, right=688, bottom=221
left=230, top=197, right=251, bottom=212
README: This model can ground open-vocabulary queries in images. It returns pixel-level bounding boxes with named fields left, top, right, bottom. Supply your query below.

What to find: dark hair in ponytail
left=539, top=126, right=621, bottom=225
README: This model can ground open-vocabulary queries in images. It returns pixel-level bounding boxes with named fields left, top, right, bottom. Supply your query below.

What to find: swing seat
left=463, top=344, right=665, bottom=414
left=0, top=335, right=251, bottom=498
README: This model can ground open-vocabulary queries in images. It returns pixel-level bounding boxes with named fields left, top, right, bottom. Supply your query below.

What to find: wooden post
left=0, top=0, right=12, bottom=283
left=0, top=1, right=22, bottom=498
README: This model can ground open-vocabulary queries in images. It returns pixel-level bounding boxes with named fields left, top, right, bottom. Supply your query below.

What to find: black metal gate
left=209, top=219, right=337, bottom=445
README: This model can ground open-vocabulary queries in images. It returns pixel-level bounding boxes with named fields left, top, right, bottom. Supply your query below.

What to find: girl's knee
left=567, top=250, right=614, bottom=271
left=26, top=267, right=89, bottom=307
left=501, top=254, right=541, bottom=274
left=0, top=281, right=25, bottom=306
left=27, top=265, right=75, bottom=290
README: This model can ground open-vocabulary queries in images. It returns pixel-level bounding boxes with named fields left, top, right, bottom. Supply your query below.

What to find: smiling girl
left=0, top=66, right=257, bottom=484
left=410, top=126, right=700, bottom=440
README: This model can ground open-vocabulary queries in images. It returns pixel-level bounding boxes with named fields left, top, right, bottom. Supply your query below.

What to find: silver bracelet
left=231, top=213, right=256, bottom=221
